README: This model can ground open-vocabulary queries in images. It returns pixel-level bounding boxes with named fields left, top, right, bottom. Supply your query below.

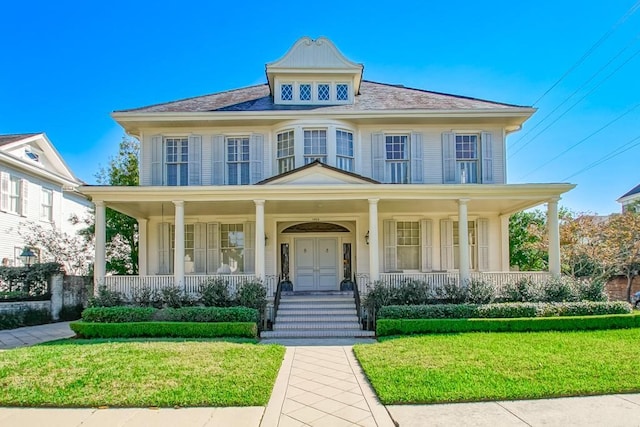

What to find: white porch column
left=94, top=200, right=106, bottom=294
left=137, top=218, right=148, bottom=276
left=254, top=200, right=265, bottom=280
left=548, top=197, right=561, bottom=276
left=458, top=198, right=470, bottom=286
left=500, top=214, right=510, bottom=271
left=173, top=201, right=185, bottom=289
left=368, top=198, right=380, bottom=282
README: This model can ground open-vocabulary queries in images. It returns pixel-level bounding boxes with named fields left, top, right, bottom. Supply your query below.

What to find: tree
left=92, top=137, right=140, bottom=275
left=558, top=214, right=607, bottom=279
left=509, top=210, right=547, bottom=271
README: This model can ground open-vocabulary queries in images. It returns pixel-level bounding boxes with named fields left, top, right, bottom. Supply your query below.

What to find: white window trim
left=335, top=129, right=354, bottom=172
left=303, top=128, right=328, bottom=164
left=164, top=137, right=189, bottom=186
left=454, top=133, right=481, bottom=184
left=276, top=129, right=296, bottom=174
left=335, top=82, right=350, bottom=102
left=384, top=134, right=410, bottom=184
left=279, top=82, right=295, bottom=103
left=225, top=136, right=251, bottom=185
left=8, top=176, right=20, bottom=215
left=41, top=188, right=53, bottom=222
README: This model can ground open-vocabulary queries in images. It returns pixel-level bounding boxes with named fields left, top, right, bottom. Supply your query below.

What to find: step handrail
left=272, top=275, right=283, bottom=330
left=353, top=274, right=364, bottom=330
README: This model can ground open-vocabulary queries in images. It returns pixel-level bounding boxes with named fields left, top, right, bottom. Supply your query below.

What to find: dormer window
left=281, top=84, right=293, bottom=101
left=317, top=84, right=330, bottom=101
left=299, top=84, right=311, bottom=101
left=336, top=84, right=349, bottom=101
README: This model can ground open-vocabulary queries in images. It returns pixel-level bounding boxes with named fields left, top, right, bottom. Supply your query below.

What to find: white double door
left=294, top=237, right=338, bottom=291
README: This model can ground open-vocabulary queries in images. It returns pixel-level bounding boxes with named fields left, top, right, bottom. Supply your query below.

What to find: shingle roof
left=620, top=183, right=640, bottom=199
left=0, top=133, right=40, bottom=146
left=116, top=81, right=530, bottom=114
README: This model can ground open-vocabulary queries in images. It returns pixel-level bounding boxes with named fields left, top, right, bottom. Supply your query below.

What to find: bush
left=58, top=304, right=84, bottom=321
left=82, top=306, right=155, bottom=323
left=576, top=279, right=608, bottom=302
left=466, top=279, right=496, bottom=304
left=377, top=301, right=632, bottom=320
left=393, top=280, right=435, bottom=306
left=376, top=313, right=640, bottom=336
left=237, top=281, right=267, bottom=312
left=199, top=278, right=233, bottom=307
left=0, top=308, right=51, bottom=330
left=363, top=281, right=397, bottom=314
left=542, top=276, right=579, bottom=302
left=153, top=307, right=259, bottom=323
left=131, top=286, right=163, bottom=308
left=500, top=277, right=544, bottom=302
left=435, top=279, right=468, bottom=304
left=70, top=321, right=257, bottom=338
left=159, top=286, right=193, bottom=308
left=88, top=286, right=124, bottom=308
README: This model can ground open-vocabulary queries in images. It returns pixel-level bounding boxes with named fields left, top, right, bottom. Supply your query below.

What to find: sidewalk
left=0, top=321, right=74, bottom=349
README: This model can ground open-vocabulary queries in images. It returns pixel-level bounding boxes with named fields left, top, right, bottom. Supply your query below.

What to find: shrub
left=131, top=286, right=163, bottom=308
left=435, top=279, right=468, bottom=304
left=81, top=306, right=155, bottom=323
left=379, top=304, right=478, bottom=319
left=576, top=279, right=608, bottom=302
left=199, top=278, right=233, bottom=307
left=58, top=304, right=84, bottom=321
left=237, top=281, right=267, bottom=313
left=542, top=276, right=579, bottom=302
left=376, top=313, right=640, bottom=336
left=363, top=281, right=397, bottom=314
left=153, top=307, right=259, bottom=323
left=160, top=286, right=187, bottom=308
left=88, top=286, right=124, bottom=308
left=393, top=280, right=435, bottom=306
left=466, top=279, right=496, bottom=304
left=500, top=277, right=543, bottom=302
left=70, top=321, right=257, bottom=338
left=0, top=308, right=51, bottom=330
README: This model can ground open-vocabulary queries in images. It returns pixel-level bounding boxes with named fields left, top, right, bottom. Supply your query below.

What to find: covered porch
left=84, top=182, right=573, bottom=298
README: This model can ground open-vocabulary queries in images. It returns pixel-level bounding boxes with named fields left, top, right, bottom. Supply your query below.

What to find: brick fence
left=606, top=275, right=640, bottom=301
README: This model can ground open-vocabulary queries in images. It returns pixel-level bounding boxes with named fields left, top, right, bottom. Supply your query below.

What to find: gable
left=259, top=161, right=378, bottom=185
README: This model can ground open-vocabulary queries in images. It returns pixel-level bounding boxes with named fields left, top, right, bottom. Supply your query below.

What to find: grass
left=353, top=328, right=640, bottom=404
left=0, top=339, right=284, bottom=407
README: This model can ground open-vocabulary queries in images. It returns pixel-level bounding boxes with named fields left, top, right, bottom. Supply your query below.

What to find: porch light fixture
left=365, top=231, right=370, bottom=245
left=20, top=247, right=36, bottom=268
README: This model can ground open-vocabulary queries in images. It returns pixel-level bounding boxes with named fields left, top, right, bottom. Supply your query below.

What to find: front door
left=294, top=237, right=338, bottom=291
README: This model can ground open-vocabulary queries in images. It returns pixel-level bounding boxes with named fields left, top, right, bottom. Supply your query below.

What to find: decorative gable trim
left=257, top=160, right=379, bottom=185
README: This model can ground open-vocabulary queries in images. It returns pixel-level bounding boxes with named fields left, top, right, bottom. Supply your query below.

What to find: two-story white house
left=0, top=133, right=92, bottom=267
left=83, top=37, right=574, bottom=300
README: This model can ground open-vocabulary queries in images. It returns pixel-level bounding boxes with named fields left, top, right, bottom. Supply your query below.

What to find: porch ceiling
left=82, top=183, right=575, bottom=219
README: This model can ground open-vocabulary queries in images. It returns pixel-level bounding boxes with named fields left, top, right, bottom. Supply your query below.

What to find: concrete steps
left=260, top=292, right=375, bottom=339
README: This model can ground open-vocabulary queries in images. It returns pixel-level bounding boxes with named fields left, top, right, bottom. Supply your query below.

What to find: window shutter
left=244, top=221, right=255, bottom=273
left=410, top=132, right=424, bottom=183
left=440, top=219, right=454, bottom=270
left=420, top=219, right=433, bottom=272
left=207, top=222, right=220, bottom=273
left=478, top=218, right=490, bottom=271
left=371, top=133, right=385, bottom=182
left=193, top=223, right=206, bottom=273
left=188, top=135, right=202, bottom=186
left=481, top=132, right=493, bottom=183
left=151, top=135, right=163, bottom=185
left=20, top=179, right=28, bottom=217
left=158, top=222, right=170, bottom=274
left=383, top=219, right=397, bottom=272
left=442, top=132, right=456, bottom=184
left=0, top=171, right=8, bottom=211
left=250, top=134, right=264, bottom=184
left=212, top=135, right=225, bottom=185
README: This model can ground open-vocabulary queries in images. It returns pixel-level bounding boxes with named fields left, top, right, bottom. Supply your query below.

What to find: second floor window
left=277, top=130, right=295, bottom=174
left=304, top=130, right=327, bottom=164
left=385, top=135, right=409, bottom=184
left=336, top=130, right=354, bottom=172
left=456, top=135, right=478, bottom=183
left=41, top=188, right=52, bottom=222
left=227, top=137, right=250, bottom=185
left=9, top=177, right=21, bottom=214
left=166, top=137, right=188, bottom=186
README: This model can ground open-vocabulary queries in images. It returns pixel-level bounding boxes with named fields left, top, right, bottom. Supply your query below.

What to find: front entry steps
left=260, top=292, right=375, bottom=339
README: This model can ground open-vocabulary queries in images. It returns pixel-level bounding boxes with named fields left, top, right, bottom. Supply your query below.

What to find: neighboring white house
left=617, top=183, right=640, bottom=212
left=0, top=133, right=92, bottom=266
left=82, top=37, right=574, bottom=296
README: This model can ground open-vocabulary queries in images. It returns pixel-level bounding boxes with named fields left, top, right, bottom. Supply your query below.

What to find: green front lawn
left=354, top=329, right=640, bottom=404
left=0, top=340, right=285, bottom=407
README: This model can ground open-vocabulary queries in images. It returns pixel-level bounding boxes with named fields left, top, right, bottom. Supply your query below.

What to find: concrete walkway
left=0, top=321, right=74, bottom=349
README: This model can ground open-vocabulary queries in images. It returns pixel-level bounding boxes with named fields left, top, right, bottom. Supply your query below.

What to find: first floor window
left=220, top=224, right=244, bottom=273
left=166, top=137, right=188, bottom=186
left=385, top=135, right=408, bottom=183
left=303, top=129, right=327, bottom=164
left=453, top=221, right=477, bottom=269
left=456, top=134, right=479, bottom=183
left=336, top=130, right=354, bottom=171
left=227, top=137, right=250, bottom=185
left=397, top=221, right=420, bottom=270
left=41, top=188, right=52, bottom=221
left=277, top=130, right=295, bottom=173
left=170, top=224, right=195, bottom=264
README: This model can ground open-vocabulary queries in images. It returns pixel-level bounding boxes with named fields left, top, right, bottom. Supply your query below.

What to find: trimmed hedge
left=81, top=306, right=259, bottom=324
left=70, top=321, right=257, bottom=338
left=377, top=301, right=632, bottom=320
left=376, top=313, right=640, bottom=336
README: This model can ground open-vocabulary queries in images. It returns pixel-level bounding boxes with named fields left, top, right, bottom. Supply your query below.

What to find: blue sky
left=1, top=0, right=639, bottom=214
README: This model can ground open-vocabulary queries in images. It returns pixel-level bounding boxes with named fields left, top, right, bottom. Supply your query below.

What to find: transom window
left=385, top=135, right=409, bottom=184
left=453, top=221, right=477, bottom=269
left=336, top=130, right=354, bottom=172
left=336, top=84, right=349, bottom=101
left=397, top=221, right=420, bottom=270
left=221, top=224, right=244, bottom=273
left=277, top=130, right=295, bottom=173
left=455, top=134, right=479, bottom=183
left=41, top=188, right=52, bottom=222
left=281, top=84, right=293, bottom=101
left=317, top=84, right=330, bottom=101
left=304, top=130, right=327, bottom=164
left=227, top=137, right=250, bottom=185
left=165, top=137, right=188, bottom=186
left=9, top=177, right=20, bottom=214
left=299, top=84, right=311, bottom=101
